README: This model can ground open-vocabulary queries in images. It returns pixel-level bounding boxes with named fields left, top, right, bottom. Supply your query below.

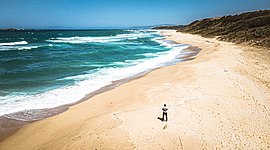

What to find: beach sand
left=0, top=30, right=270, bottom=149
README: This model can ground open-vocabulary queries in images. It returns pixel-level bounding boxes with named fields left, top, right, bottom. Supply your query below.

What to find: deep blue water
left=0, top=29, right=188, bottom=120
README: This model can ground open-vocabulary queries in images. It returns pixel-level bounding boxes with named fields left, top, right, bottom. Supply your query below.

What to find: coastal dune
left=1, top=30, right=270, bottom=149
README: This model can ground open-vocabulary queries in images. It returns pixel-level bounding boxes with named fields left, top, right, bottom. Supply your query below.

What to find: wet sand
left=0, top=36, right=199, bottom=142
left=1, top=30, right=270, bottom=149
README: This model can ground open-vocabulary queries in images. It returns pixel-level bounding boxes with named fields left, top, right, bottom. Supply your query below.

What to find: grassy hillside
left=154, top=10, right=270, bottom=47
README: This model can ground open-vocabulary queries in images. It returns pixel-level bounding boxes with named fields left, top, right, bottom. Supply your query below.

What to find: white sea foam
left=0, top=31, right=189, bottom=120
left=47, top=36, right=118, bottom=43
left=151, top=37, right=173, bottom=48
left=46, top=32, right=153, bottom=44
left=127, top=37, right=138, bottom=40
left=0, top=41, right=28, bottom=46
left=0, top=48, right=188, bottom=119
left=18, top=46, right=39, bottom=50
left=139, top=53, right=158, bottom=57
left=0, top=44, right=52, bottom=51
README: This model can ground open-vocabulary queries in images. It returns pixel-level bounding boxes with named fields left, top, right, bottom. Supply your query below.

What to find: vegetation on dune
left=154, top=10, right=270, bottom=47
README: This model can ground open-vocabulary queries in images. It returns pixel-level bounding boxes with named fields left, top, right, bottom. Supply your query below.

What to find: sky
left=0, top=0, right=269, bottom=29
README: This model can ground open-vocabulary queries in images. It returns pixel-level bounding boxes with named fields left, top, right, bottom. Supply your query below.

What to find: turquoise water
left=0, top=29, right=188, bottom=120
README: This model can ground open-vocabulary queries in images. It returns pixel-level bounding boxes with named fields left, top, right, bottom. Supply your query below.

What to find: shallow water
left=0, top=29, right=188, bottom=120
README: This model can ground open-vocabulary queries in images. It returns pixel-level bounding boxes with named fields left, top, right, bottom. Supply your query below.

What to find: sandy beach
left=1, top=30, right=270, bottom=149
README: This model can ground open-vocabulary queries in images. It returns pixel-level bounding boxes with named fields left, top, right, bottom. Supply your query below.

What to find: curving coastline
left=0, top=32, right=200, bottom=143
left=1, top=30, right=270, bottom=149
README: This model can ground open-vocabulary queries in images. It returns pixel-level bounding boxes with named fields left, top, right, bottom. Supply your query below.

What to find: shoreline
left=1, top=30, right=269, bottom=149
left=0, top=34, right=201, bottom=142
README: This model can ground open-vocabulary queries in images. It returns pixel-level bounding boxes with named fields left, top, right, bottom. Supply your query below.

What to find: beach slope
left=1, top=30, right=270, bottom=149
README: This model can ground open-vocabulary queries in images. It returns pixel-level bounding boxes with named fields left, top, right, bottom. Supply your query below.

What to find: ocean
left=0, top=29, right=188, bottom=121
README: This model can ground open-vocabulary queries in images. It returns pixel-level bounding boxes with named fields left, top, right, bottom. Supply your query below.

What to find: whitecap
left=0, top=30, right=190, bottom=120
left=46, top=31, right=156, bottom=44
left=0, top=43, right=189, bottom=118
left=0, top=41, right=28, bottom=46
left=0, top=44, right=52, bottom=51
left=18, top=46, right=39, bottom=50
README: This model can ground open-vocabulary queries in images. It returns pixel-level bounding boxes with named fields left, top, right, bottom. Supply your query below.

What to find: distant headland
left=0, top=28, right=22, bottom=31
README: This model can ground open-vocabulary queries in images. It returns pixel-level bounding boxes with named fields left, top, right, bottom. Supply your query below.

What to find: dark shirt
left=162, top=107, right=168, bottom=113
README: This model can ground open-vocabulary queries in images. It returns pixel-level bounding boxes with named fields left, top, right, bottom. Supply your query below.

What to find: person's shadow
left=157, top=117, right=164, bottom=122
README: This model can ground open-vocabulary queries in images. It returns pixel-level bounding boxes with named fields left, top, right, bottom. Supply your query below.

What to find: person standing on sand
left=162, top=104, right=168, bottom=122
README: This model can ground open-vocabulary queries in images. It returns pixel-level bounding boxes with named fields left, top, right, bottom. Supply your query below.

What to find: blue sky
left=0, top=0, right=269, bottom=29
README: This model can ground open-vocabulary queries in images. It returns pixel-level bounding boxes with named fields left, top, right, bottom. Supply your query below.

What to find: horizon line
left=0, top=24, right=180, bottom=30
